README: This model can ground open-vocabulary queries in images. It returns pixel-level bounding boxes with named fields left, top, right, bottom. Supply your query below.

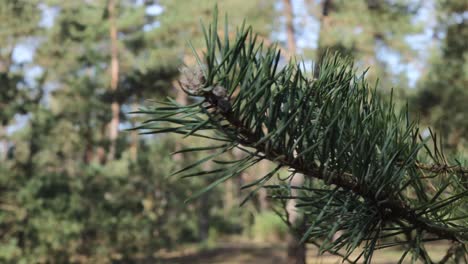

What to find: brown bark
left=257, top=161, right=269, bottom=211
left=198, top=159, right=213, bottom=241
left=283, top=2, right=306, bottom=263
left=286, top=174, right=306, bottom=264
left=83, top=138, right=94, bottom=164
left=224, top=147, right=243, bottom=215
left=129, top=102, right=139, bottom=161
left=314, top=0, right=333, bottom=78
left=96, top=124, right=107, bottom=164
left=224, top=177, right=234, bottom=215
left=173, top=81, right=188, bottom=163
left=287, top=234, right=306, bottom=264
left=198, top=193, right=210, bottom=241
left=283, top=0, right=297, bottom=55
left=107, top=0, right=120, bottom=161
left=0, top=125, right=7, bottom=161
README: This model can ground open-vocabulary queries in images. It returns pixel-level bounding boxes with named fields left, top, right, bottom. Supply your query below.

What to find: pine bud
left=212, top=85, right=227, bottom=98
left=179, top=66, right=206, bottom=95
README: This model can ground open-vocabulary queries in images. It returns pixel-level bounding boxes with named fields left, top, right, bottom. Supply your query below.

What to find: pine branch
left=415, top=162, right=468, bottom=174
left=136, top=9, right=467, bottom=263
left=202, top=84, right=466, bottom=244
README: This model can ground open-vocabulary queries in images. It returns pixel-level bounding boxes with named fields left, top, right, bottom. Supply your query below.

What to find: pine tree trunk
left=97, top=124, right=107, bottom=164
left=107, top=0, right=120, bottom=161
left=198, top=194, right=210, bottom=241
left=257, top=161, right=269, bottom=211
left=224, top=177, right=234, bottom=215
left=130, top=102, right=139, bottom=161
left=283, top=2, right=306, bottom=263
left=173, top=81, right=188, bottom=163
left=283, top=0, right=296, bottom=54
left=286, top=174, right=306, bottom=264
left=0, top=125, right=7, bottom=161
left=224, top=148, right=244, bottom=215
left=83, top=129, right=94, bottom=164
left=314, top=0, right=333, bottom=78
left=287, top=234, right=306, bottom=264
left=199, top=161, right=212, bottom=241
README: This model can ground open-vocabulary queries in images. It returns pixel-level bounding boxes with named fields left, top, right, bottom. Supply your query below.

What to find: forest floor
left=155, top=241, right=450, bottom=264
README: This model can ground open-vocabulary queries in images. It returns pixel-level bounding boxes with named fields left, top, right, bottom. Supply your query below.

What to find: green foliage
left=251, top=212, right=288, bottom=242
left=1, top=1, right=466, bottom=263
left=138, top=10, right=467, bottom=263
left=0, top=0, right=41, bottom=125
left=0, top=135, right=229, bottom=262
left=414, top=0, right=468, bottom=152
left=1, top=1, right=275, bottom=262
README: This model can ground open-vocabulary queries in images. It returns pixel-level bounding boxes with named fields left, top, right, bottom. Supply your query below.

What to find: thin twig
left=437, top=242, right=461, bottom=264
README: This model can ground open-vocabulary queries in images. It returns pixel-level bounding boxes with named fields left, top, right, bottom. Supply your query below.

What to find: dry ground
left=155, top=241, right=452, bottom=264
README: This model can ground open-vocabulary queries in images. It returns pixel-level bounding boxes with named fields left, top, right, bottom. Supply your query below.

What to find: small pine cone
left=179, top=66, right=206, bottom=95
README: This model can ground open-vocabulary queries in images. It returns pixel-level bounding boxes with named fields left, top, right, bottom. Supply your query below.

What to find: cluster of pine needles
left=134, top=9, right=467, bottom=264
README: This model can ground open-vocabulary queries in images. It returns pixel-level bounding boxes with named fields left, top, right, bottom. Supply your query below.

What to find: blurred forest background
left=0, top=0, right=466, bottom=263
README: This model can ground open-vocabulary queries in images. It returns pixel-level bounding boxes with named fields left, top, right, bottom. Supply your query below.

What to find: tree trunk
left=257, top=161, right=269, bottom=211
left=283, top=0, right=297, bottom=54
left=285, top=3, right=335, bottom=261
left=314, top=0, right=333, bottom=78
left=0, top=125, right=7, bottom=161
left=107, top=0, right=120, bottom=161
left=173, top=81, right=188, bottom=163
left=129, top=102, right=139, bottom=161
left=97, top=124, right=107, bottom=164
left=198, top=193, right=210, bottom=241
left=198, top=161, right=213, bottom=241
left=286, top=174, right=306, bottom=264
left=83, top=130, right=94, bottom=164
left=287, top=234, right=306, bottom=264
left=224, top=177, right=234, bottom=216
left=224, top=148, right=244, bottom=215
left=283, top=2, right=306, bottom=263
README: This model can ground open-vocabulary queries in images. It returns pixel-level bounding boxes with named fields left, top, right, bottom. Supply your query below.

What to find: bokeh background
left=0, top=0, right=466, bottom=263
